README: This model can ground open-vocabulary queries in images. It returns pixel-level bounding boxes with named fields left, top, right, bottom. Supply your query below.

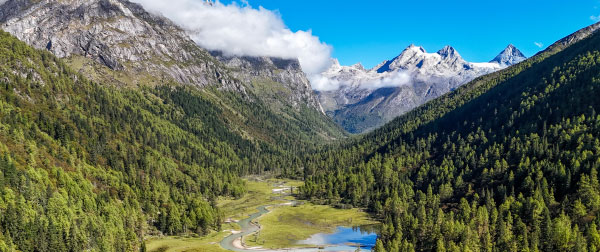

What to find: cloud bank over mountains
left=131, top=0, right=333, bottom=75
left=313, top=67, right=412, bottom=91
left=127, top=0, right=518, bottom=92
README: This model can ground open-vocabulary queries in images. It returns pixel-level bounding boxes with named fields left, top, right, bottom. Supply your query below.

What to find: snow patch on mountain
left=316, top=44, right=527, bottom=133
left=489, top=44, right=527, bottom=66
left=313, top=59, right=411, bottom=91
left=316, top=44, right=520, bottom=92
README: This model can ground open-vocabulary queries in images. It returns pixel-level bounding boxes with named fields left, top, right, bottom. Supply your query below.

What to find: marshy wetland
left=146, top=179, right=379, bottom=252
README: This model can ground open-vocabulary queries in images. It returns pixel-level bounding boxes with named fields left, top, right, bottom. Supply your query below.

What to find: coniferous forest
left=0, top=30, right=342, bottom=251
left=300, top=22, right=600, bottom=252
left=1, top=3, right=600, bottom=252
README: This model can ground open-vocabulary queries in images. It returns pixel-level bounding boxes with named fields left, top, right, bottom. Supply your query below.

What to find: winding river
left=220, top=205, right=270, bottom=252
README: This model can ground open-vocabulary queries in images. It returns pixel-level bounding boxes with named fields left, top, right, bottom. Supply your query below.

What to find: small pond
left=297, top=225, right=379, bottom=251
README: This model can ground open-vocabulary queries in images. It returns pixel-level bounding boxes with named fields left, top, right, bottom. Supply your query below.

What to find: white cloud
left=534, top=42, right=543, bottom=48
left=309, top=74, right=340, bottom=92
left=312, top=70, right=411, bottom=91
left=592, top=15, right=600, bottom=22
left=365, top=71, right=411, bottom=89
left=131, top=0, right=333, bottom=75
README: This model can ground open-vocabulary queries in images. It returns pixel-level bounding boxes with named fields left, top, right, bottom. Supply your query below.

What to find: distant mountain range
left=0, top=0, right=530, bottom=135
left=317, top=44, right=527, bottom=133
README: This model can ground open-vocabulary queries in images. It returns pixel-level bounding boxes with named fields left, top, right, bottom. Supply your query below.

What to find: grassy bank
left=244, top=203, right=376, bottom=249
left=146, top=178, right=301, bottom=252
left=146, top=178, right=377, bottom=251
left=145, top=231, right=230, bottom=252
left=218, top=178, right=302, bottom=220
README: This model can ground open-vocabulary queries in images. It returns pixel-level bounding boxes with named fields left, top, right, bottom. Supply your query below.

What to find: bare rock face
left=210, top=51, right=324, bottom=113
left=0, top=0, right=244, bottom=92
left=0, top=0, right=328, bottom=113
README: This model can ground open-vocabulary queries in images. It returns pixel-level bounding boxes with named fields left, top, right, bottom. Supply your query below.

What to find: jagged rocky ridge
left=210, top=51, right=324, bottom=113
left=0, top=0, right=325, bottom=112
left=0, top=0, right=247, bottom=91
left=318, top=44, right=527, bottom=133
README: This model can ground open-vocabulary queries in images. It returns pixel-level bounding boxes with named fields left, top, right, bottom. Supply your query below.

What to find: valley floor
left=145, top=178, right=376, bottom=252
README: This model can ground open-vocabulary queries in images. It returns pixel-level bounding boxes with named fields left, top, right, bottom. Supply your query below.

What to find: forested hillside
left=0, top=29, right=339, bottom=251
left=301, top=24, right=600, bottom=251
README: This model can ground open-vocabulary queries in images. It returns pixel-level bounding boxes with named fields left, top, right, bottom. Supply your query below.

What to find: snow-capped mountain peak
left=490, top=44, right=527, bottom=66
left=437, top=45, right=461, bottom=59
left=330, top=58, right=342, bottom=68
left=376, top=44, right=432, bottom=73
left=407, top=44, right=426, bottom=53
left=351, top=63, right=366, bottom=71
left=376, top=45, right=469, bottom=75
left=317, top=44, right=528, bottom=133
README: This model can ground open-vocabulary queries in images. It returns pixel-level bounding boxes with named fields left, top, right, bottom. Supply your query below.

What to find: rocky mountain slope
left=210, top=51, right=324, bottom=112
left=0, top=0, right=245, bottom=90
left=0, top=0, right=326, bottom=113
left=0, top=0, right=346, bottom=173
left=318, top=44, right=527, bottom=133
left=0, top=1, right=346, bottom=250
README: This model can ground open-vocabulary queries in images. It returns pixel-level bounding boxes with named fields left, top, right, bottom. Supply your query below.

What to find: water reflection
left=298, top=225, right=380, bottom=251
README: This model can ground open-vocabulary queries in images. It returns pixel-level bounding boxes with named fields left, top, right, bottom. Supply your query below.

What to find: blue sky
left=221, top=0, right=598, bottom=68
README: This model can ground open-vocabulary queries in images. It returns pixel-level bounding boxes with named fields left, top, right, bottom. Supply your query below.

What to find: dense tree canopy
left=301, top=27, right=600, bottom=251
left=3, top=14, right=600, bottom=252
left=0, top=30, right=342, bottom=251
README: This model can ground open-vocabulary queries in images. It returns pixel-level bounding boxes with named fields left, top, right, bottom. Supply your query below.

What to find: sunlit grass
left=243, top=203, right=376, bottom=249
left=145, top=231, right=230, bottom=252
left=148, top=178, right=304, bottom=251
left=217, top=178, right=296, bottom=220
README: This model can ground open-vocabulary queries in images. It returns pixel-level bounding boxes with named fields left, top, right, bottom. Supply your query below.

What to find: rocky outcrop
left=211, top=51, right=324, bottom=112
left=0, top=0, right=244, bottom=92
left=0, top=0, right=329, bottom=113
